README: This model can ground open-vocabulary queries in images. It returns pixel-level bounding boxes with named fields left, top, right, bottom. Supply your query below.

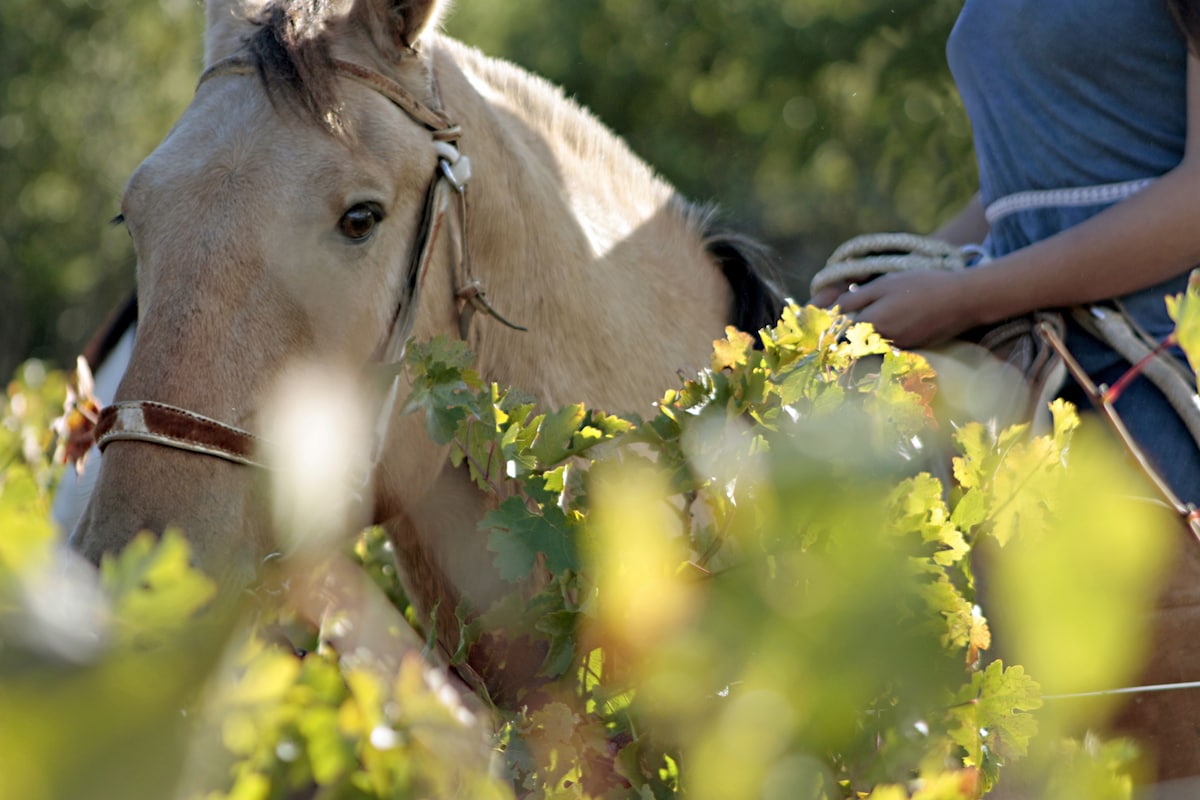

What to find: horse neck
left=429, top=37, right=731, bottom=414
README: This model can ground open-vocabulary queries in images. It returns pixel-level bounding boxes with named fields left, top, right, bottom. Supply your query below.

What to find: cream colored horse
left=70, top=0, right=781, bottom=703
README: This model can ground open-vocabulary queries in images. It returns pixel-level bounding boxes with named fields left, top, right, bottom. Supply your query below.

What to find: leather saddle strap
left=95, top=401, right=264, bottom=468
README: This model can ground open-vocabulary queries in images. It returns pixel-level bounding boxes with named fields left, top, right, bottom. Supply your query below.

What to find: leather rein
left=92, top=55, right=524, bottom=471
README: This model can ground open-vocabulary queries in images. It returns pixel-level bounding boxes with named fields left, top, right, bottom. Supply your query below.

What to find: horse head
left=72, top=0, right=782, bottom=640
left=72, top=0, right=469, bottom=583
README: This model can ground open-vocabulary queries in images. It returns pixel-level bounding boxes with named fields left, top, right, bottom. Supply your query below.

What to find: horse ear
left=205, top=0, right=262, bottom=65
left=350, top=0, right=447, bottom=59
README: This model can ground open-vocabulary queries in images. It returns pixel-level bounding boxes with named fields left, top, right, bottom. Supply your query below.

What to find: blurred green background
left=0, top=0, right=976, bottom=380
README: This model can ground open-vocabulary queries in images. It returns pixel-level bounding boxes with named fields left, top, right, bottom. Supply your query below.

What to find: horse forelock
left=243, top=0, right=345, bottom=133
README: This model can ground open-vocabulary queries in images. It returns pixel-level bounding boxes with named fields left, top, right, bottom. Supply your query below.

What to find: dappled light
left=262, top=362, right=374, bottom=554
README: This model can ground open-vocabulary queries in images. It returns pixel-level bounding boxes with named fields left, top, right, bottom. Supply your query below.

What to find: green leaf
left=297, top=706, right=354, bottom=786
left=948, top=660, right=1042, bottom=787
left=535, top=610, right=579, bottom=678
left=485, top=497, right=578, bottom=582
left=585, top=410, right=637, bottom=439
left=1166, top=267, right=1200, bottom=379
left=888, top=473, right=967, bottom=566
left=401, top=336, right=484, bottom=445
left=529, top=403, right=588, bottom=466
left=950, top=487, right=988, bottom=533
left=0, top=467, right=57, bottom=573
left=99, top=530, right=217, bottom=643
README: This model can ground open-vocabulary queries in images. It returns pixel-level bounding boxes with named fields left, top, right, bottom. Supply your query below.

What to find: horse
left=68, top=0, right=782, bottom=709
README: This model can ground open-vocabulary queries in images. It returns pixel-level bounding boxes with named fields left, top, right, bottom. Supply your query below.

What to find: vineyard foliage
left=3, top=295, right=1198, bottom=798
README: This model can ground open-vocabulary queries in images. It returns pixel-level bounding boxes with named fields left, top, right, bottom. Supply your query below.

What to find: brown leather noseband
left=95, top=401, right=263, bottom=467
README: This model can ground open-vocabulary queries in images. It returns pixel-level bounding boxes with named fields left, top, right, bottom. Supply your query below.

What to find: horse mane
left=244, top=0, right=344, bottom=132
left=442, top=40, right=662, bottom=189
left=441, top=39, right=786, bottom=335
left=685, top=201, right=786, bottom=339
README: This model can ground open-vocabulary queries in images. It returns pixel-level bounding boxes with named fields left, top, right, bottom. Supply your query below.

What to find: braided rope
left=810, top=233, right=968, bottom=298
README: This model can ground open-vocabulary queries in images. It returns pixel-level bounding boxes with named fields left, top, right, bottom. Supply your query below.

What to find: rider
left=814, top=0, right=1200, bottom=507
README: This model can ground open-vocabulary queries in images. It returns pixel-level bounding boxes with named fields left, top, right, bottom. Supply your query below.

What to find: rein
left=93, top=54, right=524, bottom=470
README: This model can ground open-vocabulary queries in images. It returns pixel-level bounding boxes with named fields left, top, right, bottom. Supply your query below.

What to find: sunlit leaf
left=990, top=424, right=1173, bottom=713
left=711, top=326, right=756, bottom=371
left=529, top=403, right=587, bottom=465
left=949, top=660, right=1043, bottom=788
left=1166, top=268, right=1200, bottom=379
left=99, top=529, right=217, bottom=643
left=0, top=468, right=57, bottom=572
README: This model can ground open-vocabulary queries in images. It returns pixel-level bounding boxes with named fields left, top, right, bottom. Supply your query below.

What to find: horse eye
left=338, top=203, right=384, bottom=241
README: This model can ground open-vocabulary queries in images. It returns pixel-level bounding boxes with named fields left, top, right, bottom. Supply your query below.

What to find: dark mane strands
left=245, top=0, right=344, bottom=131
left=684, top=199, right=786, bottom=340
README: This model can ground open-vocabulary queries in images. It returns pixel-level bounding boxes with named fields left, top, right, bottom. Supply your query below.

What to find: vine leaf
left=401, top=337, right=483, bottom=445
left=889, top=472, right=967, bottom=566
left=485, top=496, right=577, bottom=583
left=711, top=326, right=756, bottom=370
left=948, top=660, right=1043, bottom=789
left=1166, top=267, right=1200, bottom=378
left=529, top=403, right=588, bottom=466
left=100, top=529, right=217, bottom=643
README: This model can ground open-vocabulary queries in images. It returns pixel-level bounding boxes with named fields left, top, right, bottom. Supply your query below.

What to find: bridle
left=92, top=54, right=524, bottom=471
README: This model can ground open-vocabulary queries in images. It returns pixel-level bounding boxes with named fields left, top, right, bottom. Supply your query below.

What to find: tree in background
left=0, top=0, right=975, bottom=376
left=0, top=0, right=205, bottom=377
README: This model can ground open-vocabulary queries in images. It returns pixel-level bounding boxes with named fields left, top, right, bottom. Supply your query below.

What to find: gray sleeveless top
left=948, top=0, right=1191, bottom=368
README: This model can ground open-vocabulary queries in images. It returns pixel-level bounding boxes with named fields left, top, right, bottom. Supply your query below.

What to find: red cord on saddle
left=1102, top=332, right=1179, bottom=405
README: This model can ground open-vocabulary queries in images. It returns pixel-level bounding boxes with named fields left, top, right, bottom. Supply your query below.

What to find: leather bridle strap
left=95, top=401, right=264, bottom=468
left=331, top=59, right=457, bottom=136
left=325, top=58, right=526, bottom=346
left=95, top=56, right=522, bottom=471
left=94, top=57, right=462, bottom=472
